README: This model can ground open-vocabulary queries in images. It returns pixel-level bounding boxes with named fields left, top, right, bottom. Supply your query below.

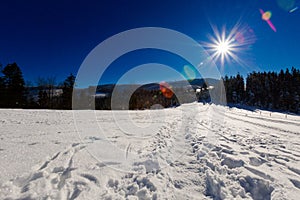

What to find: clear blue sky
left=0, top=0, right=299, bottom=85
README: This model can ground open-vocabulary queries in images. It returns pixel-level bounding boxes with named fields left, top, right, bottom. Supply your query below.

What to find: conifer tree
left=62, top=73, right=75, bottom=109
left=1, top=63, right=26, bottom=108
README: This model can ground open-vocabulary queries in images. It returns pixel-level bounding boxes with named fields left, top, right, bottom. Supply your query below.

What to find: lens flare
left=259, top=9, right=277, bottom=32
left=159, top=82, right=174, bottom=99
left=235, top=32, right=245, bottom=44
left=277, top=0, right=295, bottom=11
left=289, top=6, right=298, bottom=13
left=183, top=65, right=196, bottom=80
left=262, top=11, right=272, bottom=21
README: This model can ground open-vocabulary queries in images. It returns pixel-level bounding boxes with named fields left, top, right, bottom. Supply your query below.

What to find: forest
left=224, top=67, right=300, bottom=113
left=0, top=62, right=299, bottom=113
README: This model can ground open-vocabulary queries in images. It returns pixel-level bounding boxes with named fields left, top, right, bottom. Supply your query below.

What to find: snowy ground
left=0, top=103, right=300, bottom=199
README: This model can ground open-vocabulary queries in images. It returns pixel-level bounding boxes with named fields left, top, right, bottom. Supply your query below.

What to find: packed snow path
left=0, top=103, right=300, bottom=199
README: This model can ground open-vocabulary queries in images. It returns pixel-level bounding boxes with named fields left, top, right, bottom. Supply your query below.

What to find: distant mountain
left=95, top=78, right=220, bottom=94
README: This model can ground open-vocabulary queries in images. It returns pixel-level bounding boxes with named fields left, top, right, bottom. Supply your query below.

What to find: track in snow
left=0, top=103, right=300, bottom=199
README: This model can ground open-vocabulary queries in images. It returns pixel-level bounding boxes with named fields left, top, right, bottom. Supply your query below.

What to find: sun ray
left=202, top=23, right=256, bottom=69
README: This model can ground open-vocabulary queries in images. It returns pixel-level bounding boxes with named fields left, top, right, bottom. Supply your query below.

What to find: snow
left=0, top=103, right=300, bottom=199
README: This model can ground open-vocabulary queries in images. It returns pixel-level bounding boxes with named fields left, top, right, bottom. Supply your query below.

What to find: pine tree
left=236, top=73, right=245, bottom=103
left=62, top=73, right=75, bottom=109
left=0, top=76, right=5, bottom=107
left=1, top=63, right=26, bottom=108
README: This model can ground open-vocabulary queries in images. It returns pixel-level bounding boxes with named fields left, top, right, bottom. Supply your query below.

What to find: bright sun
left=216, top=41, right=230, bottom=55
left=209, top=37, right=234, bottom=66
left=203, top=26, right=242, bottom=66
left=203, top=24, right=256, bottom=68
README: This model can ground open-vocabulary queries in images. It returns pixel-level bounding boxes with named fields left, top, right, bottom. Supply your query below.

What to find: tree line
left=0, top=62, right=299, bottom=113
left=0, top=63, right=75, bottom=109
left=223, top=67, right=300, bottom=113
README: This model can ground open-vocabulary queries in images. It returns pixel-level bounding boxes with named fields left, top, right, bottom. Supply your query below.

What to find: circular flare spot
left=159, top=82, right=174, bottom=99
left=235, top=32, right=245, bottom=44
left=262, top=11, right=272, bottom=21
left=277, top=0, right=295, bottom=11
left=183, top=65, right=196, bottom=80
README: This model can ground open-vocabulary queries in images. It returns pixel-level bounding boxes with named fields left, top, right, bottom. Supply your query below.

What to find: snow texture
left=0, top=103, right=300, bottom=199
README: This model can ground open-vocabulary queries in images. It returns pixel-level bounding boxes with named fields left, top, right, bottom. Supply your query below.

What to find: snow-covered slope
left=0, top=103, right=300, bottom=199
